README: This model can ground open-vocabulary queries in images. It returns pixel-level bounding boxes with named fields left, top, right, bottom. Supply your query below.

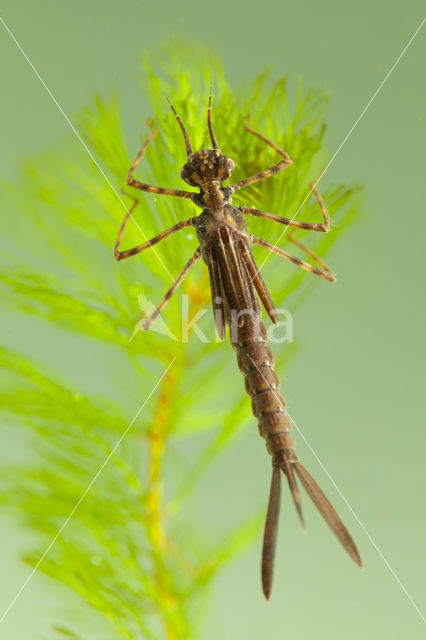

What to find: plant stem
left=146, top=361, right=181, bottom=639
left=144, top=279, right=211, bottom=637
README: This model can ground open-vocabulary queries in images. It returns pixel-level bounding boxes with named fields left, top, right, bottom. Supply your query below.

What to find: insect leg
left=126, top=119, right=194, bottom=200
left=230, top=119, right=292, bottom=191
left=252, top=236, right=336, bottom=282
left=114, top=194, right=195, bottom=262
left=307, top=179, right=330, bottom=231
left=142, top=247, right=202, bottom=330
left=241, top=179, right=330, bottom=232
left=286, top=233, right=333, bottom=275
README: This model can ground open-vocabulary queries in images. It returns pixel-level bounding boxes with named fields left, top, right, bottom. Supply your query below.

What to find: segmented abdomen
left=231, top=316, right=297, bottom=464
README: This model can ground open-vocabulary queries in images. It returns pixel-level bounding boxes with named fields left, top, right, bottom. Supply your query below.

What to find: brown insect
left=114, top=94, right=362, bottom=598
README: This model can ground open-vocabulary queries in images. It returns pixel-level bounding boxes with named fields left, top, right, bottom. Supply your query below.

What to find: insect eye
left=218, top=156, right=235, bottom=178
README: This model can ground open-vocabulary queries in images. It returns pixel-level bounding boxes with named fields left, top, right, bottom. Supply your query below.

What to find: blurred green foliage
left=0, top=40, right=361, bottom=638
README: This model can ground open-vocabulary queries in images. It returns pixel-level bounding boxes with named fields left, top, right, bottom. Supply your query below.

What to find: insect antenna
left=207, top=80, right=219, bottom=149
left=163, top=92, right=193, bottom=157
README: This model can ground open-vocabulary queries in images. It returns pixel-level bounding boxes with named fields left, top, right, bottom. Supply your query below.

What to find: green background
left=0, top=1, right=425, bottom=638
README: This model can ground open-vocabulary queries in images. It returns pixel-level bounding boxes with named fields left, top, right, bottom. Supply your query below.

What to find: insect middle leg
left=230, top=119, right=292, bottom=192
left=241, top=180, right=330, bottom=232
left=253, top=235, right=336, bottom=282
left=114, top=192, right=195, bottom=261
left=126, top=119, right=195, bottom=200
left=142, top=247, right=202, bottom=330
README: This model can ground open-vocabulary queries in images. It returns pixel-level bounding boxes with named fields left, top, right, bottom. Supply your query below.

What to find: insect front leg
left=126, top=119, right=195, bottom=200
left=230, top=119, right=292, bottom=191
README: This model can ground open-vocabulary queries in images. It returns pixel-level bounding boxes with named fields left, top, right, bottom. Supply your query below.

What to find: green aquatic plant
left=0, top=40, right=361, bottom=639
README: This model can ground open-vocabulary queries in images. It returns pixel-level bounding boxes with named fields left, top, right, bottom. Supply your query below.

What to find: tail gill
left=262, top=452, right=362, bottom=599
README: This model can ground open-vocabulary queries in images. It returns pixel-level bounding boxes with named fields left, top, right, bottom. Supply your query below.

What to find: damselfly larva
left=114, top=93, right=362, bottom=598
